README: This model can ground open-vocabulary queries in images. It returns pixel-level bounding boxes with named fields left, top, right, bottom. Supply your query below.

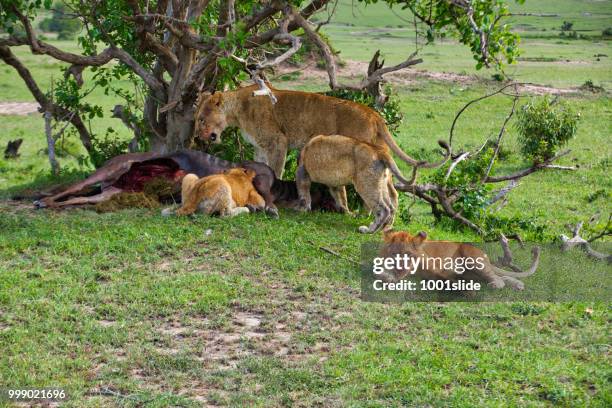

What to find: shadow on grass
left=0, top=167, right=90, bottom=200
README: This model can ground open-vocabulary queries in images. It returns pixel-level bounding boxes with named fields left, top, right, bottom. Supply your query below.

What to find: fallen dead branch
left=307, top=240, right=360, bottom=266
left=560, top=219, right=611, bottom=263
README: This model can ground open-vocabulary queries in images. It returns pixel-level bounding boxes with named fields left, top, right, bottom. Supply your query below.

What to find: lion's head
left=194, top=93, right=227, bottom=144
left=379, top=230, right=428, bottom=279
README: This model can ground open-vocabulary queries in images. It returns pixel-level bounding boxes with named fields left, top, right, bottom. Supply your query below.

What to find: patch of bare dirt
left=157, top=310, right=295, bottom=371
left=276, top=59, right=580, bottom=95
left=0, top=200, right=37, bottom=212
left=0, top=102, right=39, bottom=115
left=98, top=319, right=116, bottom=327
left=516, top=84, right=576, bottom=95
left=100, top=276, right=362, bottom=404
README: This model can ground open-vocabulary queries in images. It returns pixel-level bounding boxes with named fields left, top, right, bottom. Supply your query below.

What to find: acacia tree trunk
left=164, top=108, right=196, bottom=152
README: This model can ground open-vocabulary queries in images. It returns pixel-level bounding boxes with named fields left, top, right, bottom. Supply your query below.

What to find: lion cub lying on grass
left=380, top=230, right=540, bottom=290
left=296, top=135, right=415, bottom=233
left=163, top=168, right=265, bottom=217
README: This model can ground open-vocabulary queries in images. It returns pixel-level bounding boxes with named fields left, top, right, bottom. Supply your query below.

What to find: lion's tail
left=377, top=121, right=451, bottom=169
left=380, top=153, right=415, bottom=186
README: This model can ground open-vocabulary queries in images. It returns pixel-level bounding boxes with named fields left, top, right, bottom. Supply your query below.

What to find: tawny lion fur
left=171, top=168, right=265, bottom=217
left=380, top=230, right=540, bottom=290
left=296, top=135, right=416, bottom=233
left=194, top=84, right=449, bottom=183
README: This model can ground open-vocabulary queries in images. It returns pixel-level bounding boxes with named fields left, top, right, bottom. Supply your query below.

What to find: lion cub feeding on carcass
left=296, top=135, right=415, bottom=233
left=164, top=168, right=266, bottom=217
left=380, top=230, right=541, bottom=290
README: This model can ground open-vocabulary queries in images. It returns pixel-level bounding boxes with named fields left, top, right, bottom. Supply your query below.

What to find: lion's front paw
left=161, top=207, right=175, bottom=217
left=358, top=225, right=371, bottom=234
left=265, top=206, right=279, bottom=218
left=297, top=200, right=311, bottom=212
left=488, top=279, right=506, bottom=289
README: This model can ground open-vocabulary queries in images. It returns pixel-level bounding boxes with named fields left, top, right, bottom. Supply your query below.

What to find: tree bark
left=44, top=110, right=60, bottom=175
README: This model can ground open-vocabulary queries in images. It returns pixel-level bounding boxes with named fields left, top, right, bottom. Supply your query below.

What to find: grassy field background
left=0, top=0, right=611, bottom=406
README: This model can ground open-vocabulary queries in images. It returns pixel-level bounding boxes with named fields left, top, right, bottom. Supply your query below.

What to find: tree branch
left=0, top=45, right=94, bottom=153
left=7, top=4, right=166, bottom=95
left=484, top=150, right=576, bottom=183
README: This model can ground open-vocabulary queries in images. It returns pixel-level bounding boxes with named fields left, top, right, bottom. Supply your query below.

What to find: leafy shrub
left=429, top=146, right=495, bottom=221
left=580, top=80, right=604, bottom=93
left=491, top=73, right=505, bottom=82
left=515, top=97, right=579, bottom=163
left=89, top=128, right=130, bottom=168
left=603, top=27, right=612, bottom=37
left=561, top=21, right=573, bottom=32
left=324, top=87, right=403, bottom=137
left=2, top=22, right=26, bottom=37
left=480, top=214, right=548, bottom=241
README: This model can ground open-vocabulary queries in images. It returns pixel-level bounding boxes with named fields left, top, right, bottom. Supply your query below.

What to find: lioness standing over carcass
left=195, top=84, right=449, bottom=181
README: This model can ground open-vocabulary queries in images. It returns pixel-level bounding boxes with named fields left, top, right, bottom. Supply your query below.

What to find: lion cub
left=165, top=168, right=266, bottom=217
left=380, top=230, right=540, bottom=290
left=296, top=135, right=415, bottom=233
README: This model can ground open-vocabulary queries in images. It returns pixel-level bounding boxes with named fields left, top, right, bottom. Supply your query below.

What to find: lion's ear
left=195, top=91, right=212, bottom=107
left=211, top=93, right=223, bottom=107
left=244, top=168, right=256, bottom=178
left=413, top=231, right=427, bottom=246
left=383, top=229, right=396, bottom=243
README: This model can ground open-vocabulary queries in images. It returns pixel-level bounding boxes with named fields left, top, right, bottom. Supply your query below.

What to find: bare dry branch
left=561, top=221, right=611, bottom=262
left=0, top=45, right=94, bottom=154
left=449, top=82, right=533, bottom=148
left=291, top=7, right=422, bottom=92
left=444, top=152, right=470, bottom=181
left=483, top=93, right=519, bottom=180
left=488, top=180, right=519, bottom=205
left=484, top=150, right=576, bottom=183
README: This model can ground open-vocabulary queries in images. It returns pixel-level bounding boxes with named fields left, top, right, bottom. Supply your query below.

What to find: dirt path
left=0, top=102, right=40, bottom=115
left=0, top=63, right=583, bottom=117
left=276, top=59, right=580, bottom=95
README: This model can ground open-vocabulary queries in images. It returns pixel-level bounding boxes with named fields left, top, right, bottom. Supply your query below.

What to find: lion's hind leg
left=296, top=164, right=312, bottom=211
left=175, top=174, right=205, bottom=216
left=329, top=186, right=351, bottom=214
left=197, top=180, right=231, bottom=216
left=354, top=170, right=393, bottom=234
left=224, top=206, right=250, bottom=217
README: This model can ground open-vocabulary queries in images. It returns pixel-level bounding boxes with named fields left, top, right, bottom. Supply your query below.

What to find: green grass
left=0, top=1, right=611, bottom=406
left=0, top=207, right=610, bottom=406
left=322, top=0, right=612, bottom=88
